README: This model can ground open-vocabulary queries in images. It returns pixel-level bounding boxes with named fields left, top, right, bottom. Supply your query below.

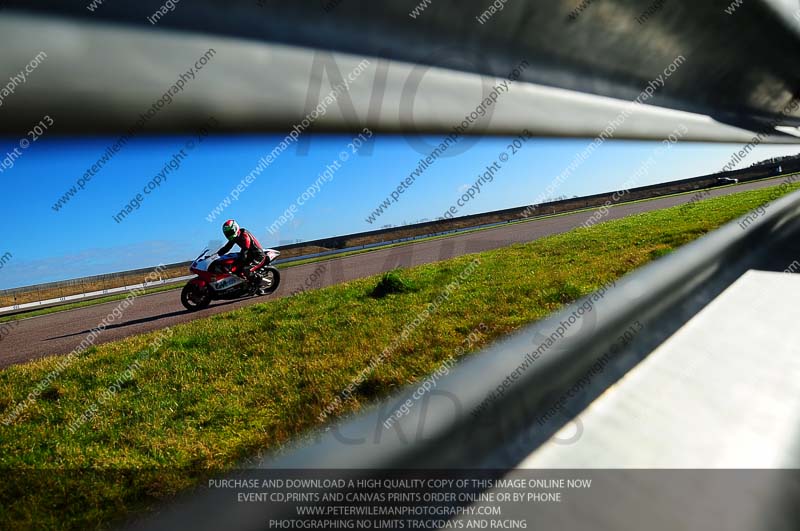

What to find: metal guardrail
left=127, top=185, right=800, bottom=529
left=0, top=276, right=195, bottom=316
left=0, top=262, right=189, bottom=308
left=4, top=0, right=800, bottom=136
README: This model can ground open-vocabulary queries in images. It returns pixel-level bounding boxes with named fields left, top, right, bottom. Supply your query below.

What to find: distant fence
left=0, top=262, right=188, bottom=307
left=278, top=160, right=799, bottom=252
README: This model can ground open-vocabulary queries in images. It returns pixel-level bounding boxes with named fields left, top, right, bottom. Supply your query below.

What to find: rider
left=216, top=219, right=266, bottom=289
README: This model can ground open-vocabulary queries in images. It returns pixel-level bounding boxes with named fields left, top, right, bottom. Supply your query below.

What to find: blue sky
left=0, top=131, right=797, bottom=289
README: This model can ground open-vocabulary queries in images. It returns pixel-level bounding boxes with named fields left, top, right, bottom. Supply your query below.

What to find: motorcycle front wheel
left=181, top=283, right=212, bottom=311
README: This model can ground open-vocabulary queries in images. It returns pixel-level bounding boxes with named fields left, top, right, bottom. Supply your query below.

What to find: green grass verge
left=0, top=183, right=797, bottom=529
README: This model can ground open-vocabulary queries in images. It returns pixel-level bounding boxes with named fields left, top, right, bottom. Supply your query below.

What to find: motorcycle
left=180, top=248, right=281, bottom=311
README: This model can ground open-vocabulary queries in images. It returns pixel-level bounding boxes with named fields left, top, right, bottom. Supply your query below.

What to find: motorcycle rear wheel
left=258, top=267, right=281, bottom=295
left=181, top=283, right=212, bottom=311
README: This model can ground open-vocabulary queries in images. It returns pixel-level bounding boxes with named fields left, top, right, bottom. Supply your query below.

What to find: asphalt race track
left=0, top=177, right=786, bottom=369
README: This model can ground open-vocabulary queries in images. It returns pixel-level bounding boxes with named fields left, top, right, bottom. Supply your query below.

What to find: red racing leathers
left=216, top=227, right=266, bottom=278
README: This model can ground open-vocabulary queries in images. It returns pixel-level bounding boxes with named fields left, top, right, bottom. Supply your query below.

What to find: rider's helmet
left=222, top=219, right=240, bottom=240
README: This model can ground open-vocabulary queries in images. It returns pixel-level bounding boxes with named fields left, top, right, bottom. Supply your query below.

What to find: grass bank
left=0, top=184, right=796, bottom=529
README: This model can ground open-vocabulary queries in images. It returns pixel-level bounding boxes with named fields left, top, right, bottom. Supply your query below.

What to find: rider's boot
left=243, top=269, right=263, bottom=295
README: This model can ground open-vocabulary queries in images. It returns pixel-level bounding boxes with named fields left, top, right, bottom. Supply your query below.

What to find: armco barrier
left=127, top=188, right=800, bottom=531
left=0, top=276, right=194, bottom=315
left=0, top=262, right=189, bottom=309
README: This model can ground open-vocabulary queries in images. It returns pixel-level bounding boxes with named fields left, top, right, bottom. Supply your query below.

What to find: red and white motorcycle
left=180, top=248, right=281, bottom=311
